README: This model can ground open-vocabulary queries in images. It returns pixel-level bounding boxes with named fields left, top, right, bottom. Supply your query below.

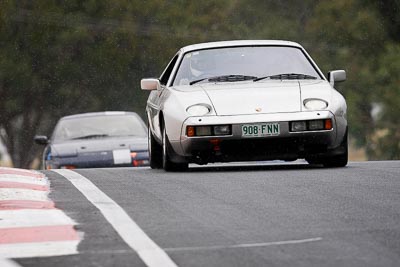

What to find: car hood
left=193, top=80, right=332, bottom=116
left=50, top=136, right=148, bottom=157
left=197, top=81, right=300, bottom=115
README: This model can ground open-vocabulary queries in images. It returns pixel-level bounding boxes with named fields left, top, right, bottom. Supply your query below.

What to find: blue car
left=34, top=112, right=149, bottom=169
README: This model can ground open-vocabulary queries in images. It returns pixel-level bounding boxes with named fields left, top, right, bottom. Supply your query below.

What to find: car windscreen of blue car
left=52, top=115, right=147, bottom=143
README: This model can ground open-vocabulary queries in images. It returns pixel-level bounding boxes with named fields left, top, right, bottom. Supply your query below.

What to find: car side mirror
left=328, top=70, right=346, bottom=87
left=34, top=135, right=49, bottom=145
left=141, top=78, right=161, bottom=91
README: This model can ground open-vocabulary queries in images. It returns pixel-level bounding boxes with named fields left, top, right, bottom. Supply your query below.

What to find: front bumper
left=170, top=111, right=344, bottom=163
left=46, top=150, right=149, bottom=169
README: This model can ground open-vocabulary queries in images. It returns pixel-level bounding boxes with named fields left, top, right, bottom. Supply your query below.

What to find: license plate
left=241, top=123, right=280, bottom=137
left=113, top=149, right=131, bottom=164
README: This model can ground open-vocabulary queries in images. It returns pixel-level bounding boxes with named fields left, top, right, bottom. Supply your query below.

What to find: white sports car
left=141, top=40, right=348, bottom=171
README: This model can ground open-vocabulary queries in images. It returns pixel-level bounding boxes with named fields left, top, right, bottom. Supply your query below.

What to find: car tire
left=306, top=129, right=348, bottom=168
left=322, top=145, right=348, bottom=168
left=148, top=127, right=163, bottom=169
left=162, top=127, right=188, bottom=172
left=322, top=129, right=348, bottom=168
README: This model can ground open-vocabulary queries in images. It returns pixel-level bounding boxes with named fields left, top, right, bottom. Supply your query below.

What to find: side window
left=159, top=54, right=179, bottom=85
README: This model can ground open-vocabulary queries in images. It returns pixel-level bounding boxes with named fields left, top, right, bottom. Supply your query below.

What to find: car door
left=147, top=53, right=179, bottom=141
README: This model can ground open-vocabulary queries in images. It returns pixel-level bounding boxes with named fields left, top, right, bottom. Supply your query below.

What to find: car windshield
left=53, top=114, right=147, bottom=142
left=173, top=46, right=321, bottom=86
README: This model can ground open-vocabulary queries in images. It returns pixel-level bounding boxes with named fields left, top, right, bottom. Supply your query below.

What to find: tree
left=305, top=0, right=391, bottom=158
left=0, top=0, right=143, bottom=168
left=374, top=43, right=400, bottom=159
left=0, top=0, right=236, bottom=168
left=1, top=0, right=400, bottom=167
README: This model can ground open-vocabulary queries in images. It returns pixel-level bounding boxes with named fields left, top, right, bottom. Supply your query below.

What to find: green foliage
left=307, top=1, right=385, bottom=95
left=0, top=0, right=399, bottom=167
left=305, top=0, right=392, bottom=158
left=374, top=43, right=400, bottom=159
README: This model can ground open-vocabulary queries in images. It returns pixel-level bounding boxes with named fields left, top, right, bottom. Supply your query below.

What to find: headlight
left=304, top=99, right=328, bottom=110
left=291, top=121, right=307, bottom=132
left=186, top=104, right=211, bottom=116
left=213, top=125, right=231, bottom=135
left=186, top=125, right=232, bottom=137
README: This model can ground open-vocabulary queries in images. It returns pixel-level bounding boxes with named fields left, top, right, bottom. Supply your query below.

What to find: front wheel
left=322, top=148, right=348, bottom=168
left=148, top=127, right=162, bottom=169
left=162, top=127, right=188, bottom=172
left=306, top=129, right=348, bottom=168
left=323, top=130, right=348, bottom=168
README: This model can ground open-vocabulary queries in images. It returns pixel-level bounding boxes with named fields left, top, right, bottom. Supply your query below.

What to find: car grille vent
left=208, top=75, right=256, bottom=82
left=269, top=73, right=317, bottom=80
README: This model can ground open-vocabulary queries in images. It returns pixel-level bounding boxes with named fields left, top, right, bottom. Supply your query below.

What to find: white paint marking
left=0, top=170, right=82, bottom=259
left=164, top=237, right=323, bottom=252
left=0, top=240, right=80, bottom=258
left=53, top=169, right=178, bottom=267
left=0, top=175, right=48, bottom=186
left=0, top=167, right=40, bottom=174
left=0, top=258, right=22, bottom=267
left=0, top=209, right=76, bottom=228
left=0, top=188, right=48, bottom=201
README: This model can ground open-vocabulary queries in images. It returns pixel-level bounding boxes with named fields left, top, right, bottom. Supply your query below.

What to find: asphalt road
left=16, top=161, right=400, bottom=267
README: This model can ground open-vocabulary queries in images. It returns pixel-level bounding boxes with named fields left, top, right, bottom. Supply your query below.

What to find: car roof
left=180, top=40, right=303, bottom=53
left=60, top=111, right=139, bottom=121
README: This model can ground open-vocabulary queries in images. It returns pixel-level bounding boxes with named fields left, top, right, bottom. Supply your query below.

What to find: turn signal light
left=133, top=160, right=143, bottom=167
left=187, top=126, right=195, bottom=137
left=186, top=125, right=232, bottom=137
left=324, top=119, right=332, bottom=130
left=61, top=165, right=76, bottom=169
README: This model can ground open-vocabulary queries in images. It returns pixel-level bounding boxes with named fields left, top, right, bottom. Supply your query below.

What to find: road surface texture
left=15, top=161, right=400, bottom=267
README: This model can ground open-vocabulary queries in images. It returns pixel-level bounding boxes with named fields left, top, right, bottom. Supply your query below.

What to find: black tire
left=162, top=127, right=188, bottom=172
left=322, top=130, right=348, bottom=168
left=148, top=127, right=162, bottom=169
left=306, top=129, right=348, bottom=167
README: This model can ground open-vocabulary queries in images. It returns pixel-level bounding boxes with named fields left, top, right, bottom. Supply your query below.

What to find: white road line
left=164, top=237, right=323, bottom=252
left=0, top=240, right=80, bottom=258
left=53, top=169, right=178, bottom=267
left=0, top=188, right=48, bottom=201
left=0, top=209, right=76, bottom=228
left=0, top=259, right=22, bottom=267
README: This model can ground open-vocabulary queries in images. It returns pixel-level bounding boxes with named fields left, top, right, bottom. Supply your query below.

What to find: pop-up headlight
left=304, top=99, right=328, bottom=110
left=186, top=104, right=211, bottom=116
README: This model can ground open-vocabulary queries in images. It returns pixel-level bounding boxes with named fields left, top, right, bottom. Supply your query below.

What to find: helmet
left=189, top=51, right=215, bottom=77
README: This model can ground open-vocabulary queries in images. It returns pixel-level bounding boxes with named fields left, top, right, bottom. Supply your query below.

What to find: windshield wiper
left=71, top=134, right=110, bottom=140
left=190, top=75, right=257, bottom=85
left=253, top=73, right=318, bottom=82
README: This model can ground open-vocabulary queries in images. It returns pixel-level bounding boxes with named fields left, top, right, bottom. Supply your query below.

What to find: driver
left=189, top=52, right=216, bottom=78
